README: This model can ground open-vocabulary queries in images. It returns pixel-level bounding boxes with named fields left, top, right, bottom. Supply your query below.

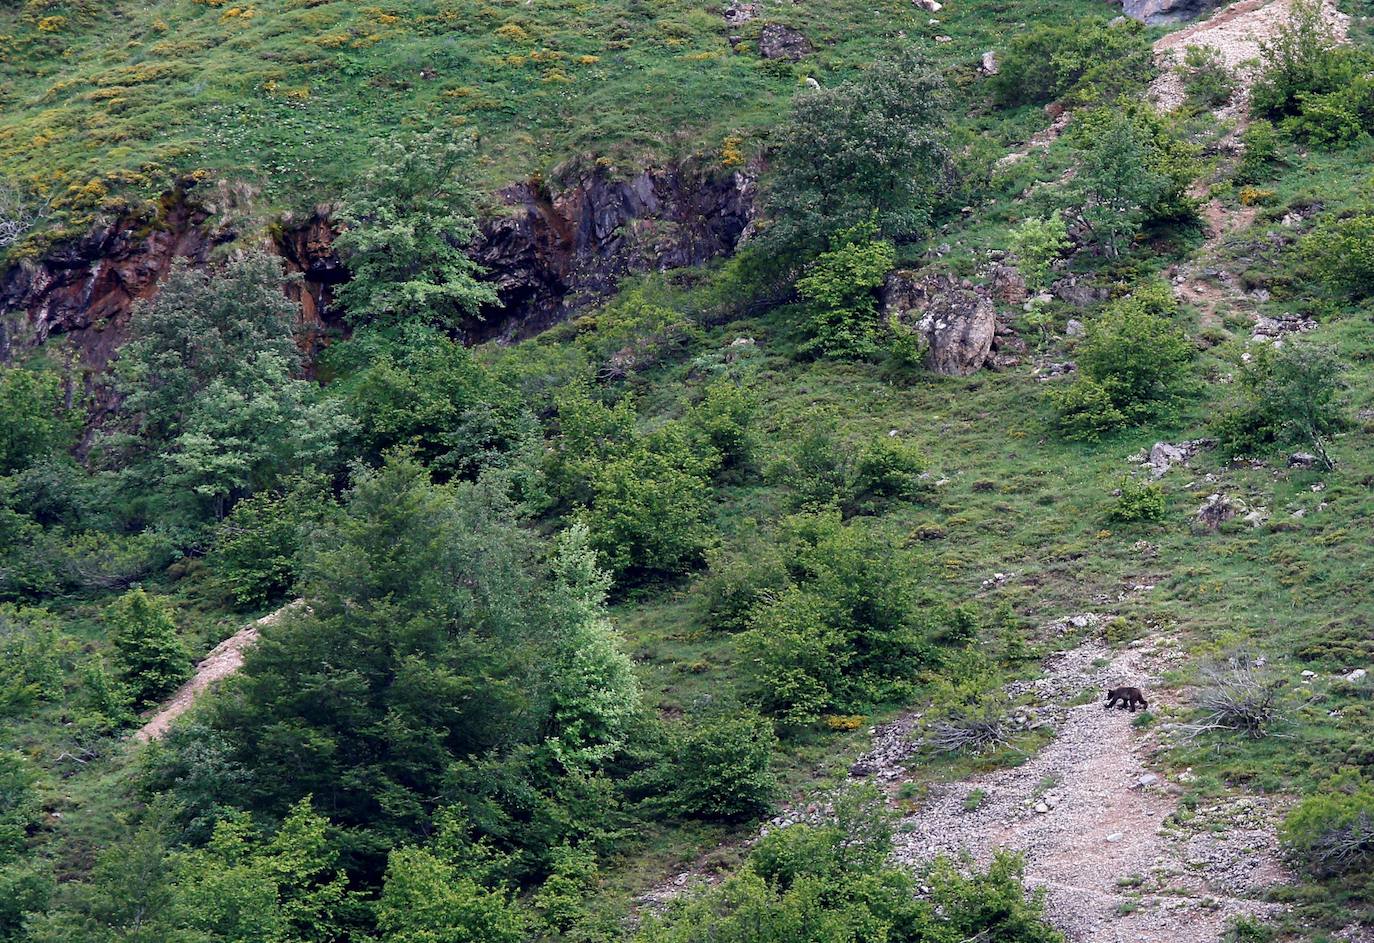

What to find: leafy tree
left=170, top=800, right=357, bottom=943
left=107, top=588, right=191, bottom=708
left=1070, top=104, right=1196, bottom=255
left=335, top=130, right=498, bottom=334
left=1009, top=213, right=1070, bottom=291
left=336, top=333, right=537, bottom=480
left=1251, top=0, right=1363, bottom=119
left=108, top=252, right=348, bottom=529
left=992, top=18, right=1153, bottom=107
left=1302, top=212, right=1374, bottom=298
left=541, top=523, right=642, bottom=772
left=375, top=846, right=524, bottom=943
left=0, top=365, right=74, bottom=475
left=795, top=222, right=896, bottom=357
left=204, top=481, right=330, bottom=610
left=1213, top=342, right=1346, bottom=469
left=765, top=47, right=948, bottom=256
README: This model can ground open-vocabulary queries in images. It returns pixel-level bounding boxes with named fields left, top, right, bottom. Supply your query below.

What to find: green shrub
left=581, top=442, right=716, bottom=585
left=768, top=414, right=929, bottom=515
left=796, top=223, right=896, bottom=357
left=1047, top=378, right=1125, bottom=442
left=580, top=288, right=704, bottom=376
left=740, top=513, right=945, bottom=724
left=205, top=484, right=328, bottom=610
left=1009, top=213, right=1070, bottom=291
left=1178, top=45, right=1236, bottom=110
left=56, top=530, right=172, bottom=593
left=1212, top=342, right=1346, bottom=469
left=337, top=334, right=537, bottom=482
left=1251, top=0, right=1365, bottom=119
left=1070, top=104, right=1198, bottom=255
left=701, top=537, right=789, bottom=633
left=667, top=711, right=779, bottom=822
left=1302, top=213, right=1374, bottom=298
left=1234, top=120, right=1282, bottom=184
left=686, top=381, right=757, bottom=479
left=107, top=588, right=191, bottom=708
left=992, top=18, right=1153, bottom=107
left=1106, top=477, right=1166, bottom=524
left=1051, top=286, right=1194, bottom=437
left=851, top=435, right=929, bottom=507
left=0, top=605, right=68, bottom=717
left=1281, top=771, right=1374, bottom=878
left=1283, top=77, right=1374, bottom=147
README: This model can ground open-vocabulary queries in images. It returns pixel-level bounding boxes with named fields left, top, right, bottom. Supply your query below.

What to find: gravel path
left=134, top=601, right=300, bottom=742
left=889, top=631, right=1291, bottom=943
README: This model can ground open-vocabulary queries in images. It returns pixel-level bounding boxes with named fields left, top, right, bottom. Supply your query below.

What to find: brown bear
left=1104, top=686, right=1148, bottom=712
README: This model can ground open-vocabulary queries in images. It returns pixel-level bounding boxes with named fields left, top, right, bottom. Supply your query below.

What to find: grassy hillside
left=4, top=0, right=1374, bottom=940
left=0, top=0, right=1108, bottom=230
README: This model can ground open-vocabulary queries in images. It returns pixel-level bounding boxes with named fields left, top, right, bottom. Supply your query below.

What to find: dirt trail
left=1151, top=0, right=1349, bottom=112
left=890, top=632, right=1290, bottom=943
left=641, top=626, right=1293, bottom=941
left=134, top=601, right=301, bottom=742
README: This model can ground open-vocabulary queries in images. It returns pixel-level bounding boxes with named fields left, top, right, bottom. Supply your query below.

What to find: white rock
left=1034, top=802, right=1050, bottom=814
left=1106, top=832, right=1124, bottom=843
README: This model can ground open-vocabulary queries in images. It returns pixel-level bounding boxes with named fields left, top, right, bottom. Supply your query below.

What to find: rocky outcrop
left=1123, top=0, right=1221, bottom=25
left=472, top=163, right=756, bottom=341
left=882, top=270, right=1000, bottom=377
left=758, top=24, right=812, bottom=60
left=1, top=161, right=757, bottom=384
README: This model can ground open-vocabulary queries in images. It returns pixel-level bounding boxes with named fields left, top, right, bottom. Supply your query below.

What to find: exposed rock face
left=882, top=271, right=998, bottom=377
left=758, top=24, right=812, bottom=60
left=0, top=184, right=341, bottom=417
left=2, top=162, right=757, bottom=384
left=1123, top=0, right=1220, bottom=25
left=472, top=163, right=756, bottom=341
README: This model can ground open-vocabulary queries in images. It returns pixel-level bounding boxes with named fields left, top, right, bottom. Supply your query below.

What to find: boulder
left=722, top=0, right=758, bottom=25
left=988, top=262, right=1027, bottom=304
left=980, top=50, right=999, bottom=75
left=759, top=24, right=811, bottom=60
left=1197, top=493, right=1242, bottom=531
left=1288, top=452, right=1318, bottom=469
left=1122, top=0, right=1222, bottom=25
left=918, top=289, right=997, bottom=376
